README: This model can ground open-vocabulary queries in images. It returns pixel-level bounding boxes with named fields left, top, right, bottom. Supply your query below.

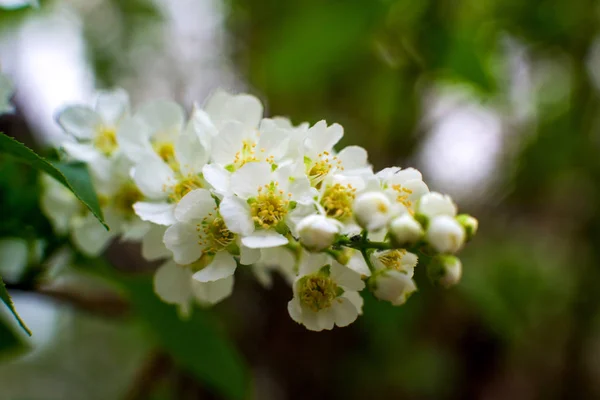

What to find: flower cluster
left=42, top=88, right=478, bottom=331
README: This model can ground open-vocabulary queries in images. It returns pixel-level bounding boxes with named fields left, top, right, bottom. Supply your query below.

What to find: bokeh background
left=1, top=0, right=600, bottom=399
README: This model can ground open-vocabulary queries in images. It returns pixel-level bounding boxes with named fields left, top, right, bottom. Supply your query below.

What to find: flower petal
left=163, top=222, right=204, bottom=264
left=241, top=231, right=288, bottom=249
left=191, top=275, right=234, bottom=305
left=337, top=145, right=370, bottom=170
left=137, top=99, right=185, bottom=135
left=141, top=225, right=171, bottom=261
left=230, top=161, right=272, bottom=198
left=133, top=201, right=176, bottom=225
left=219, top=196, right=254, bottom=235
left=239, top=245, right=260, bottom=265
left=95, top=88, right=130, bottom=126
left=305, top=121, right=343, bottom=157
left=61, top=141, right=103, bottom=164
left=332, top=296, right=360, bottom=327
left=330, top=263, right=365, bottom=291
left=57, top=106, right=102, bottom=139
left=117, top=117, right=154, bottom=163
left=210, top=120, right=247, bottom=166
left=202, top=164, right=231, bottom=195
left=174, top=189, right=216, bottom=222
left=153, top=261, right=192, bottom=306
left=192, top=252, right=237, bottom=282
left=205, top=89, right=263, bottom=129
left=71, top=214, right=116, bottom=256
left=131, top=155, right=174, bottom=199
left=176, top=128, right=209, bottom=175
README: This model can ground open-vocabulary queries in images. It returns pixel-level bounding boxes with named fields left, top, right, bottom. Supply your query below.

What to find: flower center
left=197, top=215, right=235, bottom=254
left=306, top=152, right=343, bottom=189
left=94, top=127, right=118, bottom=156
left=298, top=273, right=338, bottom=312
left=378, top=249, right=408, bottom=271
left=168, top=175, right=203, bottom=202
left=320, top=183, right=356, bottom=220
left=250, top=183, right=290, bottom=229
left=113, top=182, right=144, bottom=217
left=153, top=141, right=177, bottom=166
left=391, top=184, right=414, bottom=211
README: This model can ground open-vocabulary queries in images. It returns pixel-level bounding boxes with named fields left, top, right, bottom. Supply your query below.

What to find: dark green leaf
left=0, top=133, right=107, bottom=229
left=0, top=276, right=31, bottom=336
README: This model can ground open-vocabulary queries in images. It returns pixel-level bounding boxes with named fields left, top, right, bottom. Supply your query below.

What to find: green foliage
left=0, top=133, right=107, bottom=230
left=0, top=276, right=30, bottom=336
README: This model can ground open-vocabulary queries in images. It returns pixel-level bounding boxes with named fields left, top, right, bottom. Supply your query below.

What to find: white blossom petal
left=174, top=189, right=216, bottom=222
left=176, top=129, right=209, bottom=175
left=230, top=162, right=272, bottom=198
left=192, top=252, right=237, bottom=282
left=95, top=88, right=129, bottom=126
left=191, top=275, right=234, bottom=305
left=141, top=225, right=171, bottom=261
left=163, top=222, right=204, bottom=264
left=137, top=100, right=185, bottom=135
left=330, top=263, right=365, bottom=291
left=337, top=146, right=370, bottom=170
left=219, top=196, right=254, bottom=235
left=239, top=245, right=261, bottom=265
left=133, top=202, right=176, bottom=226
left=131, top=156, right=174, bottom=199
left=331, top=296, right=360, bottom=327
left=154, top=261, right=192, bottom=306
left=202, top=164, right=231, bottom=196
left=241, top=231, right=288, bottom=249
left=57, top=106, right=102, bottom=139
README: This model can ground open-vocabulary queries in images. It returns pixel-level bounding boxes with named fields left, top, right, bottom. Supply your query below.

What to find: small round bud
left=369, top=270, right=417, bottom=306
left=456, top=214, right=478, bottom=241
left=353, top=192, right=393, bottom=231
left=427, top=255, right=462, bottom=288
left=426, top=215, right=465, bottom=254
left=418, top=192, right=457, bottom=218
left=297, top=215, right=341, bottom=252
left=388, top=214, right=424, bottom=246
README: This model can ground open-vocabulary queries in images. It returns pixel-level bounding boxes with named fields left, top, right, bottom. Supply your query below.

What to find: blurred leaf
left=123, top=277, right=249, bottom=400
left=0, top=276, right=30, bottom=336
left=0, top=133, right=107, bottom=229
left=0, top=313, right=26, bottom=355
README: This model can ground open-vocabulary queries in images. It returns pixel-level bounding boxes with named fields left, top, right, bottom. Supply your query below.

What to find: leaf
left=123, top=277, right=249, bottom=400
left=0, top=133, right=107, bottom=229
left=0, top=313, right=27, bottom=355
left=0, top=275, right=31, bottom=336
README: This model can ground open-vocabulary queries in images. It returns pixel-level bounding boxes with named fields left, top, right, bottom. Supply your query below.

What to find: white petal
left=230, top=162, right=272, bottom=198
left=189, top=107, right=217, bottom=148
left=298, top=252, right=331, bottom=276
left=57, top=106, right=102, bottom=139
left=131, top=156, right=174, bottom=199
left=133, top=202, right=176, bottom=225
left=343, top=291, right=364, bottom=314
left=141, top=225, right=171, bottom=261
left=390, top=167, right=423, bottom=184
left=332, top=296, right=360, bottom=327
left=330, top=263, right=365, bottom=291
left=71, top=214, right=116, bottom=256
left=62, top=141, right=103, bottom=164
left=205, top=89, right=263, bottom=129
left=117, top=117, right=153, bottom=163
left=241, top=231, right=288, bottom=249
left=306, top=121, right=343, bottom=156
left=120, top=218, right=151, bottom=241
left=315, top=308, right=335, bottom=331
left=174, top=189, right=216, bottom=222
left=95, top=88, right=130, bottom=126
left=163, top=222, right=204, bottom=265
left=176, top=129, right=209, bottom=175
left=337, top=146, right=370, bottom=170
left=219, top=196, right=254, bottom=235
left=210, top=120, right=247, bottom=165
left=191, top=275, right=234, bottom=305
left=137, top=100, right=185, bottom=134
left=192, top=252, right=237, bottom=282
left=346, top=251, right=371, bottom=277
left=287, top=297, right=303, bottom=324
left=239, top=245, right=260, bottom=265
left=257, top=119, right=291, bottom=160
left=202, top=164, right=231, bottom=195
left=153, top=261, right=192, bottom=306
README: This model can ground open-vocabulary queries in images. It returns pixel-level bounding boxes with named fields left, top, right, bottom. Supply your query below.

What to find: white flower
left=0, top=72, right=14, bottom=114
left=219, top=162, right=313, bottom=249
left=163, top=189, right=259, bottom=285
left=370, top=270, right=417, bottom=306
left=154, top=260, right=234, bottom=315
left=288, top=253, right=364, bottom=331
left=376, top=167, right=429, bottom=213
left=428, top=255, right=462, bottom=288
left=203, top=89, right=263, bottom=130
left=418, top=192, right=457, bottom=219
left=426, top=215, right=465, bottom=254
left=302, top=121, right=371, bottom=188
left=131, top=122, right=210, bottom=226
left=297, top=214, right=342, bottom=252
left=371, top=249, right=419, bottom=277
left=141, top=224, right=171, bottom=261
left=315, top=174, right=369, bottom=232
left=252, top=247, right=297, bottom=288
left=388, top=214, right=424, bottom=245
left=57, top=88, right=130, bottom=161
left=353, top=191, right=394, bottom=231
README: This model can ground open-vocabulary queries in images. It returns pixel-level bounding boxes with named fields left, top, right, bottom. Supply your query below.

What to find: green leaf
left=0, top=276, right=31, bottom=336
left=123, top=277, right=249, bottom=400
left=0, top=133, right=107, bottom=229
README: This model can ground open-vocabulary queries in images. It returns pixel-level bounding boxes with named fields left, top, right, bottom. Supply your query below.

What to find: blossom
left=417, top=192, right=457, bottom=219
left=296, top=214, right=342, bottom=252
left=0, top=71, right=14, bottom=114
left=288, top=253, right=364, bottom=331
left=388, top=214, right=424, bottom=246
left=163, top=189, right=259, bottom=284
left=376, top=167, right=429, bottom=214
left=426, top=215, right=465, bottom=254
left=57, top=89, right=130, bottom=162
left=369, top=249, right=418, bottom=305
left=219, top=162, right=313, bottom=249
left=352, top=191, right=394, bottom=231
left=252, top=247, right=297, bottom=288
left=427, top=255, right=462, bottom=288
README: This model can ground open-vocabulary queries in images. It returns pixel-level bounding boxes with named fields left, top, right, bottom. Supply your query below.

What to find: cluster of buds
left=41, top=88, right=478, bottom=331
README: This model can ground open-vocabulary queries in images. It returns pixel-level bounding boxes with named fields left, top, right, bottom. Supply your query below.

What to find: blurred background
left=1, top=0, right=600, bottom=399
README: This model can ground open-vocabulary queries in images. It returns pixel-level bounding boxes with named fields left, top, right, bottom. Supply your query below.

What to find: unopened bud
left=297, top=215, right=341, bottom=251
left=353, top=192, right=393, bottom=231
left=427, top=255, right=462, bottom=288
left=369, top=270, right=417, bottom=306
left=388, top=214, right=423, bottom=246
left=426, top=215, right=465, bottom=254
left=417, top=192, right=457, bottom=218
left=456, top=214, right=478, bottom=241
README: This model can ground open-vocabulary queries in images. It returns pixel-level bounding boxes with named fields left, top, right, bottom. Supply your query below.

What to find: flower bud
left=456, top=214, right=478, bottom=241
left=426, top=215, right=465, bottom=254
left=427, top=255, right=462, bottom=288
left=353, top=192, right=393, bottom=231
left=369, top=270, right=417, bottom=306
left=388, top=214, right=423, bottom=246
left=417, top=192, right=457, bottom=218
left=297, top=214, right=341, bottom=251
